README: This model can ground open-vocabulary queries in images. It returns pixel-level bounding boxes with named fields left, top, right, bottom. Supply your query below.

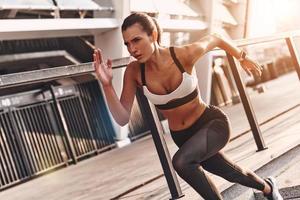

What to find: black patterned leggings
left=170, top=105, right=265, bottom=200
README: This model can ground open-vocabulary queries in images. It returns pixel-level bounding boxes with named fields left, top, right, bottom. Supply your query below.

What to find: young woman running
left=93, top=12, right=282, bottom=200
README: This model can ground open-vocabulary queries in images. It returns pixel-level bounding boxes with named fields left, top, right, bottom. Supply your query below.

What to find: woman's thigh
left=173, top=119, right=230, bottom=163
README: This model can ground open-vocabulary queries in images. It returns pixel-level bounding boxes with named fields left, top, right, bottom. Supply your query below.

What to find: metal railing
left=0, top=82, right=116, bottom=190
left=0, top=31, right=300, bottom=198
left=225, top=32, right=300, bottom=152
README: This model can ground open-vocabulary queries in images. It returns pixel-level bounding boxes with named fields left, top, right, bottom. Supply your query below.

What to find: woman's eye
left=133, top=38, right=140, bottom=43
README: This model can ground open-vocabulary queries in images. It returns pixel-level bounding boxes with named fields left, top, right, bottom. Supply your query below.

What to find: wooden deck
left=0, top=72, right=300, bottom=200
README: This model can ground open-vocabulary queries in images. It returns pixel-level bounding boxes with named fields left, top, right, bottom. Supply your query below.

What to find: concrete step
left=222, top=145, right=300, bottom=200
left=254, top=185, right=300, bottom=200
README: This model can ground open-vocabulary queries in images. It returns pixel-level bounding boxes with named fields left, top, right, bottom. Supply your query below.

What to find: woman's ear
left=151, top=30, right=158, bottom=43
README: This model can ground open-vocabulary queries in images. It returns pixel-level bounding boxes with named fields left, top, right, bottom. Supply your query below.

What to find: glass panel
left=0, top=0, right=55, bottom=10
left=55, top=0, right=101, bottom=10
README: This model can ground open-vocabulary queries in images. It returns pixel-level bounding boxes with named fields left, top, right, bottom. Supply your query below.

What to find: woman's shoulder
left=124, top=60, right=143, bottom=86
left=126, top=60, right=140, bottom=75
left=171, top=45, right=195, bottom=69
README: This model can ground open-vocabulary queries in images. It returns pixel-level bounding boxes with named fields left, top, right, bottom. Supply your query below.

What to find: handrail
left=234, top=30, right=300, bottom=47
left=224, top=32, right=300, bottom=152
left=0, top=57, right=130, bottom=89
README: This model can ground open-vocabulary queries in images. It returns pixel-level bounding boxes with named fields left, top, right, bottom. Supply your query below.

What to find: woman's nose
left=129, top=45, right=137, bottom=54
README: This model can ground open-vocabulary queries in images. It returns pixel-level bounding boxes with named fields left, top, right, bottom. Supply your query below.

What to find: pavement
left=0, top=72, right=300, bottom=200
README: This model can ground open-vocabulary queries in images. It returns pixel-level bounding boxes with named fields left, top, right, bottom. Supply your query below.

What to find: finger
left=245, top=68, right=252, bottom=76
left=93, top=53, right=99, bottom=63
left=94, top=53, right=99, bottom=68
left=95, top=50, right=102, bottom=69
left=107, top=59, right=112, bottom=68
left=250, top=62, right=260, bottom=74
left=254, top=63, right=261, bottom=71
left=93, top=54, right=98, bottom=69
left=97, top=48, right=103, bottom=64
left=253, top=67, right=261, bottom=76
left=93, top=55, right=101, bottom=76
left=93, top=49, right=98, bottom=62
left=256, top=64, right=263, bottom=76
left=257, top=68, right=262, bottom=76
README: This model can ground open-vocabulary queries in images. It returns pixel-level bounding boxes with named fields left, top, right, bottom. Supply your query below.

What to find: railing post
left=138, top=91, right=184, bottom=200
left=76, top=90, right=98, bottom=154
left=49, top=85, right=78, bottom=164
left=45, top=100, right=69, bottom=164
left=226, top=53, right=267, bottom=151
left=285, top=37, right=300, bottom=80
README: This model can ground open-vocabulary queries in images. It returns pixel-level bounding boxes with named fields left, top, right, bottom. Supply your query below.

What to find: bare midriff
left=159, top=97, right=207, bottom=131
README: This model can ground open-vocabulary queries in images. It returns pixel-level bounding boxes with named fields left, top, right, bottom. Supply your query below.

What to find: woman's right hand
left=93, top=48, right=113, bottom=86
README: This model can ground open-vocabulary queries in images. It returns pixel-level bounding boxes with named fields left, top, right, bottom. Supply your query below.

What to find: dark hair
left=121, top=12, right=162, bottom=45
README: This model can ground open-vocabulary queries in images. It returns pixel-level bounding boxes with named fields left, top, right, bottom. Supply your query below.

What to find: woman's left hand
left=240, top=56, right=263, bottom=76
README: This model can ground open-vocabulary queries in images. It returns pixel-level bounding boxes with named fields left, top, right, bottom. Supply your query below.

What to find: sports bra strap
left=169, top=47, right=185, bottom=73
left=140, top=63, right=146, bottom=85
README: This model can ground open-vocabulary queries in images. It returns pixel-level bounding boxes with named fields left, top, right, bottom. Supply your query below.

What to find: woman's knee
left=172, top=151, right=189, bottom=174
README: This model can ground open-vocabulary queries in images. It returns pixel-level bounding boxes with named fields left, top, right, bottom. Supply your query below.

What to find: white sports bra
left=142, top=72, right=198, bottom=105
left=140, top=47, right=199, bottom=110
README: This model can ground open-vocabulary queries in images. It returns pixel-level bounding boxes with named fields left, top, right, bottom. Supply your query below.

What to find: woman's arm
left=94, top=49, right=137, bottom=126
left=183, top=33, right=262, bottom=76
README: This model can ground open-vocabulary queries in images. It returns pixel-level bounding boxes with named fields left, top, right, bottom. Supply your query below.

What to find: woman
left=93, top=12, right=282, bottom=200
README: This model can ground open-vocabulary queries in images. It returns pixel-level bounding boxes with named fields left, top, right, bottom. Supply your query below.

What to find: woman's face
left=122, top=23, right=155, bottom=63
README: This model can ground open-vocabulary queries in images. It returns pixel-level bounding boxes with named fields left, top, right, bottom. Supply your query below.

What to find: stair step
left=254, top=185, right=300, bottom=200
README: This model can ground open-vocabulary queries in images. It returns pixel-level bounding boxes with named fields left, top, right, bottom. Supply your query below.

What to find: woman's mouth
left=135, top=55, right=142, bottom=59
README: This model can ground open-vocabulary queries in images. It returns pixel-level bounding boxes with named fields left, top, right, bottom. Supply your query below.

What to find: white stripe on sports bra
left=142, top=71, right=198, bottom=105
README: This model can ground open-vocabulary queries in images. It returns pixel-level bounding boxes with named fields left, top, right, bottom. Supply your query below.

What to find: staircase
left=222, top=145, right=300, bottom=200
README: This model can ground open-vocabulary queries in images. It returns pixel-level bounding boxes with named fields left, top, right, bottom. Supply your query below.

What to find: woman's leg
left=202, top=152, right=283, bottom=199
left=201, top=152, right=266, bottom=191
left=172, top=119, right=230, bottom=200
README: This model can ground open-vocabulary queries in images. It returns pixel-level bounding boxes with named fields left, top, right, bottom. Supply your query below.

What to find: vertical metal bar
left=38, top=104, right=60, bottom=165
left=50, top=86, right=78, bottom=164
left=8, top=108, right=33, bottom=177
left=21, top=109, right=43, bottom=171
left=30, top=106, right=52, bottom=168
left=27, top=106, right=49, bottom=169
left=0, top=141, right=8, bottom=185
left=2, top=111, right=23, bottom=180
left=138, top=91, right=184, bottom=199
left=50, top=102, right=72, bottom=161
left=40, top=104, right=63, bottom=164
left=40, top=103, right=62, bottom=166
left=10, top=109, right=34, bottom=175
left=226, top=53, right=267, bottom=151
left=285, top=37, right=300, bottom=80
left=93, top=81, right=115, bottom=145
left=79, top=84, right=106, bottom=148
left=0, top=114, right=11, bottom=185
left=35, top=105, right=55, bottom=167
left=44, top=102, right=69, bottom=164
left=77, top=91, right=98, bottom=154
left=15, top=109, right=39, bottom=173
left=62, top=98, right=82, bottom=156
left=222, top=62, right=241, bottom=104
left=70, top=98, right=89, bottom=154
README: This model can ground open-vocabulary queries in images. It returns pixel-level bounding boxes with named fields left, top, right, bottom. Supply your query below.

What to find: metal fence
left=0, top=80, right=117, bottom=190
